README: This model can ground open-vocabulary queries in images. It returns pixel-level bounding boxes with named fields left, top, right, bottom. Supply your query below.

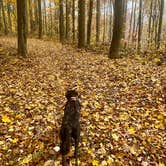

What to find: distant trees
left=0, top=0, right=165, bottom=57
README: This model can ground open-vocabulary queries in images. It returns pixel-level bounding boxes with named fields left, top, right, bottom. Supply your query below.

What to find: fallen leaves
left=0, top=37, right=165, bottom=165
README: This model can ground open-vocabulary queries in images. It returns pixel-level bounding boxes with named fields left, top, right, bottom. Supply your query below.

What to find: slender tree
left=65, top=0, right=70, bottom=40
left=0, top=3, right=3, bottom=32
left=59, top=0, right=65, bottom=42
left=38, top=0, right=42, bottom=38
left=137, top=0, right=143, bottom=51
left=157, top=0, right=164, bottom=48
left=16, top=0, right=27, bottom=57
left=0, top=0, right=8, bottom=35
left=7, top=0, right=12, bottom=32
left=128, top=0, right=134, bottom=41
left=109, top=0, right=124, bottom=58
left=28, top=0, right=33, bottom=32
left=34, top=0, right=39, bottom=31
left=78, top=0, right=85, bottom=48
left=43, top=0, right=47, bottom=34
left=87, top=0, right=93, bottom=46
left=72, top=0, right=75, bottom=42
left=96, top=0, right=100, bottom=43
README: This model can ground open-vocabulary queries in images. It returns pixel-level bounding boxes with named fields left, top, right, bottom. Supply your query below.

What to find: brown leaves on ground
left=0, top=37, right=165, bottom=166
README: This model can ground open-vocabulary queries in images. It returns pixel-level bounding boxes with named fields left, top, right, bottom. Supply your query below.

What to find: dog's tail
left=60, top=126, right=71, bottom=155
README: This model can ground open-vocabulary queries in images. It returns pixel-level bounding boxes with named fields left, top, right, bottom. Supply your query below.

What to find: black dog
left=60, top=90, right=81, bottom=166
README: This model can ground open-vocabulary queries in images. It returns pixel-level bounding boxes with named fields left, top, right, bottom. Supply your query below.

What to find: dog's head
left=65, top=90, right=79, bottom=101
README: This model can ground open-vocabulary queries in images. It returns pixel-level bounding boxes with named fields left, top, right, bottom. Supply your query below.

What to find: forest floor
left=0, top=36, right=165, bottom=166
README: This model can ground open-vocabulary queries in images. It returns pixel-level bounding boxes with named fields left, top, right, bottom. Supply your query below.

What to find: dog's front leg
left=62, top=155, right=67, bottom=166
left=74, top=139, right=79, bottom=166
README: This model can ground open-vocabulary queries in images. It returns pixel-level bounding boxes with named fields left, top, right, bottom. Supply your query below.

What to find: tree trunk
left=96, top=0, right=100, bottom=43
left=28, top=0, right=33, bottom=32
left=87, top=0, right=93, bottom=46
left=128, top=0, right=134, bottom=41
left=109, top=0, right=124, bottom=58
left=132, top=0, right=136, bottom=42
left=43, top=0, right=47, bottom=34
left=0, top=3, right=3, bottom=32
left=65, top=0, right=70, bottom=40
left=7, top=0, right=12, bottom=33
left=59, top=0, right=65, bottom=42
left=49, top=1, right=53, bottom=36
left=148, top=0, right=153, bottom=45
left=78, top=0, right=85, bottom=48
left=72, top=0, right=75, bottom=42
left=34, top=0, right=39, bottom=31
left=38, top=0, right=42, bottom=38
left=137, top=0, right=142, bottom=51
left=109, top=0, right=113, bottom=42
left=16, top=0, right=27, bottom=57
left=157, top=0, right=164, bottom=48
left=103, top=0, right=106, bottom=42
left=0, top=0, right=8, bottom=35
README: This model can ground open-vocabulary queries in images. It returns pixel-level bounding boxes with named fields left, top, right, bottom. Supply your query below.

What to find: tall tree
left=137, top=0, right=143, bottom=51
left=72, top=0, right=75, bottom=42
left=7, top=0, right=12, bottom=32
left=59, top=0, right=65, bottom=42
left=43, top=0, right=47, bottom=34
left=128, top=0, right=134, bottom=41
left=78, top=0, right=85, bottom=48
left=16, top=0, right=27, bottom=57
left=28, top=0, right=33, bottom=32
left=0, top=3, right=3, bottom=32
left=38, top=0, right=42, bottom=38
left=65, top=0, right=70, bottom=40
left=157, top=0, right=164, bottom=48
left=87, top=0, right=93, bottom=46
left=96, top=0, right=100, bottom=43
left=0, top=0, right=8, bottom=35
left=109, top=0, right=124, bottom=58
left=34, top=0, right=39, bottom=31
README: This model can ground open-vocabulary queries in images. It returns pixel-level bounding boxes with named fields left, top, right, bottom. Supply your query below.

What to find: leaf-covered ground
left=0, top=37, right=165, bottom=166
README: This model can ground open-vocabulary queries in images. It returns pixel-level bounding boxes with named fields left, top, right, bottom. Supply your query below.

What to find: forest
left=0, top=0, right=166, bottom=165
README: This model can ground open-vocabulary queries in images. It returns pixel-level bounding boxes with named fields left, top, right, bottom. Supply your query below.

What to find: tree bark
left=128, top=0, right=134, bottom=41
left=7, top=0, right=12, bottom=33
left=65, top=0, right=70, bottom=40
left=16, top=0, right=27, bottom=57
left=72, top=0, right=75, bottom=42
left=38, top=0, right=42, bottom=38
left=109, top=0, right=124, bottom=58
left=34, top=0, right=39, bottom=31
left=0, top=3, right=3, bottom=32
left=59, top=0, right=65, bottom=42
left=0, top=0, right=8, bottom=35
left=28, top=0, right=33, bottom=32
left=43, top=0, right=47, bottom=34
left=96, top=0, right=100, bottom=43
left=87, top=0, right=93, bottom=46
left=157, top=0, right=164, bottom=48
left=78, top=0, right=85, bottom=48
left=137, top=0, right=143, bottom=51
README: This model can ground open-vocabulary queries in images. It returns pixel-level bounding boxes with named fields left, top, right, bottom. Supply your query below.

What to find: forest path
left=0, top=37, right=165, bottom=165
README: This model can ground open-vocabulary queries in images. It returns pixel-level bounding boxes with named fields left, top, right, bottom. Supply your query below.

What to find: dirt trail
left=0, top=37, right=165, bottom=165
